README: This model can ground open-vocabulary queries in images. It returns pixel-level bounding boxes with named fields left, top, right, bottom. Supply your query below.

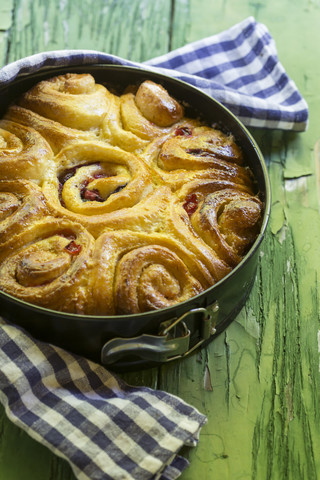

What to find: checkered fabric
left=0, top=17, right=308, bottom=131
left=0, top=318, right=206, bottom=480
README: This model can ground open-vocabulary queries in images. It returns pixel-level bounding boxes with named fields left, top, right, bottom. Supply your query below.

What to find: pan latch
left=100, top=302, right=219, bottom=368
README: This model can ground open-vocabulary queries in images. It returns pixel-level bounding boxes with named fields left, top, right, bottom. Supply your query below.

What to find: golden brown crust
left=140, top=125, right=252, bottom=191
left=135, top=80, right=184, bottom=127
left=0, top=180, right=50, bottom=255
left=0, top=73, right=264, bottom=315
left=166, top=178, right=262, bottom=272
left=102, top=80, right=186, bottom=153
left=102, top=93, right=149, bottom=153
left=91, top=230, right=212, bottom=315
left=0, top=119, right=54, bottom=183
left=18, top=73, right=112, bottom=130
left=0, top=217, right=95, bottom=313
left=5, top=105, right=97, bottom=154
left=190, top=189, right=262, bottom=267
left=41, top=141, right=158, bottom=237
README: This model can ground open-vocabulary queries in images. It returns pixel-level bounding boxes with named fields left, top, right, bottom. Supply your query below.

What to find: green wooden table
left=0, top=1, right=319, bottom=479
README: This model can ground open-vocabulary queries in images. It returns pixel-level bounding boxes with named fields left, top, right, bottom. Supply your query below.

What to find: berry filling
left=82, top=188, right=104, bottom=202
left=183, top=193, right=198, bottom=216
left=64, top=240, right=82, bottom=255
left=174, top=126, right=192, bottom=136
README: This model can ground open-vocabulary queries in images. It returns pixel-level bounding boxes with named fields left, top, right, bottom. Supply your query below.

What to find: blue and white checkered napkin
left=0, top=16, right=308, bottom=131
left=0, top=16, right=308, bottom=480
left=0, top=318, right=206, bottom=480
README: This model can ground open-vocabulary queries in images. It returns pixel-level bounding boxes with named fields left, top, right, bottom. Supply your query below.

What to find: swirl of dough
left=0, top=119, right=54, bottom=183
left=164, top=199, right=231, bottom=283
left=101, top=93, right=149, bottom=154
left=102, top=80, right=184, bottom=151
left=18, top=73, right=112, bottom=131
left=163, top=175, right=261, bottom=279
left=91, top=230, right=214, bottom=315
left=190, top=189, right=263, bottom=267
left=0, top=180, right=50, bottom=255
left=42, top=141, right=156, bottom=237
left=160, top=126, right=244, bottom=167
left=141, top=125, right=252, bottom=190
left=0, top=217, right=95, bottom=314
left=98, top=185, right=172, bottom=234
left=4, top=105, right=97, bottom=154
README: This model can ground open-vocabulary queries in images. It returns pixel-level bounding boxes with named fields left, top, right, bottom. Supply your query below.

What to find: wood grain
left=0, top=0, right=320, bottom=479
left=6, top=0, right=177, bottom=62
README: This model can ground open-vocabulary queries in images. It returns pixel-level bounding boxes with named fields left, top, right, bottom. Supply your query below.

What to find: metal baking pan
left=0, top=64, right=271, bottom=370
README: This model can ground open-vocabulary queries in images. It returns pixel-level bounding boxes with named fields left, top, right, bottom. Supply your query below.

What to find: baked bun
left=4, top=105, right=96, bottom=154
left=18, top=73, right=111, bottom=130
left=102, top=80, right=185, bottom=153
left=0, top=73, right=263, bottom=315
left=0, top=217, right=95, bottom=313
left=91, top=230, right=212, bottom=315
left=41, top=140, right=157, bottom=237
left=0, top=119, right=54, bottom=182
left=0, top=180, right=50, bottom=255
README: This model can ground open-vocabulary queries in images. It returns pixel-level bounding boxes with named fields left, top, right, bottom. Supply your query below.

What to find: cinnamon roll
left=190, top=189, right=263, bottom=267
left=18, top=73, right=111, bottom=131
left=0, top=72, right=264, bottom=316
left=102, top=80, right=185, bottom=152
left=101, top=93, right=150, bottom=153
left=141, top=125, right=253, bottom=190
left=4, top=105, right=97, bottom=154
left=167, top=180, right=263, bottom=272
left=0, top=217, right=95, bottom=314
left=42, top=141, right=156, bottom=237
left=0, top=180, right=50, bottom=256
left=91, top=230, right=213, bottom=315
left=0, top=119, right=54, bottom=183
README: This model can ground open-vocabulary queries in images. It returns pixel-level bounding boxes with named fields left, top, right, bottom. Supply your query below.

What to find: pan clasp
left=100, top=302, right=219, bottom=367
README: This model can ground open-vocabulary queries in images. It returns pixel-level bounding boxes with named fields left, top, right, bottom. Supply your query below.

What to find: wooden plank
left=6, top=0, right=174, bottom=63
left=0, top=0, right=13, bottom=65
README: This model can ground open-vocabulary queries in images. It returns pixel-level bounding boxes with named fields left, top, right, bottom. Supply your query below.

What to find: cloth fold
left=0, top=17, right=308, bottom=131
left=0, top=16, right=308, bottom=480
left=0, top=318, right=206, bottom=480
